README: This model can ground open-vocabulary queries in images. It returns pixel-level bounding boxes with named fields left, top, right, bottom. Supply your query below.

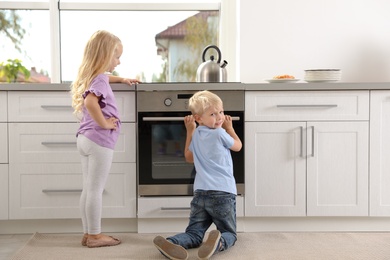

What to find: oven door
left=138, top=111, right=244, bottom=196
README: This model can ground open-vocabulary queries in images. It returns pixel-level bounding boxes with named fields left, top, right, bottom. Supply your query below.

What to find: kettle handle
left=202, top=45, right=222, bottom=63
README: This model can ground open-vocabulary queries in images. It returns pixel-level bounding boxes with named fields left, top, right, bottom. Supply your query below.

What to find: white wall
left=240, top=0, right=390, bottom=83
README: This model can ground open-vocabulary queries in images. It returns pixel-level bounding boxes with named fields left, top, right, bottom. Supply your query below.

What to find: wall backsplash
left=239, top=0, right=390, bottom=83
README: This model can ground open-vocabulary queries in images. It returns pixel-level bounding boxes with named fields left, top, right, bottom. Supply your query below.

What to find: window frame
left=0, top=0, right=237, bottom=83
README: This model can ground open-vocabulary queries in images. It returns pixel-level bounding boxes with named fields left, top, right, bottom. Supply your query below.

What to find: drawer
left=138, top=196, right=244, bottom=218
left=9, top=163, right=136, bottom=219
left=245, top=91, right=369, bottom=121
left=9, top=122, right=135, bottom=163
left=0, top=123, right=7, bottom=163
left=0, top=165, right=8, bottom=220
left=8, top=91, right=135, bottom=122
left=0, top=92, right=6, bottom=122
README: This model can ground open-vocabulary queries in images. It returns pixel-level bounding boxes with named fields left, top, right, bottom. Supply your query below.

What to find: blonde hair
left=188, top=90, right=223, bottom=115
left=70, top=30, right=121, bottom=115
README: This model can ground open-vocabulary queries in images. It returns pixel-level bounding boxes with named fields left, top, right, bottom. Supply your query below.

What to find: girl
left=70, top=30, right=137, bottom=248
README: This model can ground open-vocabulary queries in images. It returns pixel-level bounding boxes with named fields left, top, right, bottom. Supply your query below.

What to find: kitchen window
left=0, top=0, right=237, bottom=83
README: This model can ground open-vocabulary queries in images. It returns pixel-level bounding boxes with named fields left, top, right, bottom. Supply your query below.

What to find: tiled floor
left=0, top=234, right=32, bottom=260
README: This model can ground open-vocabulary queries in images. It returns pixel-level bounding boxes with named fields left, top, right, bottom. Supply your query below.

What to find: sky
left=0, top=10, right=197, bottom=82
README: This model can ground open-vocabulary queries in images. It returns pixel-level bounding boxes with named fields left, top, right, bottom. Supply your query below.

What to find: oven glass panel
left=138, top=111, right=195, bottom=185
left=151, top=124, right=194, bottom=179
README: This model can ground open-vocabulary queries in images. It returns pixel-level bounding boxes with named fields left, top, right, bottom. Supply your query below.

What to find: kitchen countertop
left=1, top=82, right=390, bottom=91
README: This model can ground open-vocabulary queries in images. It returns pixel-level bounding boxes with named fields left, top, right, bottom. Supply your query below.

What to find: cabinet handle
left=41, top=142, right=77, bottom=146
left=276, top=104, right=338, bottom=108
left=41, top=105, right=72, bottom=109
left=300, top=126, right=303, bottom=157
left=143, top=116, right=240, bottom=122
left=311, top=126, right=315, bottom=157
left=42, top=189, right=82, bottom=193
left=161, top=207, right=191, bottom=211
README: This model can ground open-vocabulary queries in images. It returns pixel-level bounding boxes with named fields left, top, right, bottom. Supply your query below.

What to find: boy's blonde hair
left=70, top=30, right=121, bottom=115
left=188, top=90, right=223, bottom=115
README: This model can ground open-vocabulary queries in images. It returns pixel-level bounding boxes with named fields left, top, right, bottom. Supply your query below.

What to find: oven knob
left=164, top=98, right=172, bottom=106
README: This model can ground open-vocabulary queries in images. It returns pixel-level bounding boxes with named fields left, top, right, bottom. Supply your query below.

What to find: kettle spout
left=220, top=60, right=228, bottom=68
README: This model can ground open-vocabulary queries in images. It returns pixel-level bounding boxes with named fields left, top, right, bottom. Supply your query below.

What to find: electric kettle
left=196, top=45, right=228, bottom=82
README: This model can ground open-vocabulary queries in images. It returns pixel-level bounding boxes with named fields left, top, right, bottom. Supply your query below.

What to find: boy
left=153, top=90, right=242, bottom=260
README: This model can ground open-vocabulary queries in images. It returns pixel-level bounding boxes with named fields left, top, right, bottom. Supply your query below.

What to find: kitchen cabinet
left=7, top=91, right=137, bottom=219
left=370, top=91, right=390, bottom=216
left=0, top=92, right=8, bottom=220
left=0, top=165, right=8, bottom=220
left=9, top=163, right=135, bottom=219
left=245, top=91, right=369, bottom=217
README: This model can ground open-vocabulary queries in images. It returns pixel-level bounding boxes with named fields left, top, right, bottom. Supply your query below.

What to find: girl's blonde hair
left=70, top=30, right=121, bottom=115
left=188, top=90, right=223, bottom=115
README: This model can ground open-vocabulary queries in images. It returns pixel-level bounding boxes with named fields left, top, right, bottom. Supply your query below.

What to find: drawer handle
left=276, top=104, right=338, bottom=108
left=41, top=142, right=77, bottom=146
left=41, top=105, right=72, bottom=109
left=42, top=189, right=82, bottom=193
left=161, top=207, right=191, bottom=211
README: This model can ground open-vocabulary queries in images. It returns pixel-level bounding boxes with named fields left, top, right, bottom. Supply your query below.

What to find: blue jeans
left=167, top=190, right=237, bottom=252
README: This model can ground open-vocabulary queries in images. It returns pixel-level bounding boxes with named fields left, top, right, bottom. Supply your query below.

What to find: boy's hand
left=222, top=115, right=234, bottom=131
left=184, top=115, right=196, bottom=132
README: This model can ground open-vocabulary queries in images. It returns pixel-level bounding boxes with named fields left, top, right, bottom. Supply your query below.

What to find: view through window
left=0, top=10, right=51, bottom=83
left=60, top=10, right=219, bottom=83
left=0, top=2, right=221, bottom=83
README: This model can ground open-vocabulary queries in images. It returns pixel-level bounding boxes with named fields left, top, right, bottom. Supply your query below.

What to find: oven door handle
left=142, top=116, right=240, bottom=122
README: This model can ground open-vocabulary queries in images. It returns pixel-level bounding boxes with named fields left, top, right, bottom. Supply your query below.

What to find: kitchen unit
left=5, top=90, right=137, bottom=222
left=245, top=91, right=369, bottom=217
left=2, top=83, right=390, bottom=234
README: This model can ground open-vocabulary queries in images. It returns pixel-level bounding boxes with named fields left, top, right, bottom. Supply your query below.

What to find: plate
left=265, top=79, right=300, bottom=83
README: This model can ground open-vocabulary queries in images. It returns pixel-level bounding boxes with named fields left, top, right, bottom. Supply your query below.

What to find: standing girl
left=70, top=30, right=136, bottom=248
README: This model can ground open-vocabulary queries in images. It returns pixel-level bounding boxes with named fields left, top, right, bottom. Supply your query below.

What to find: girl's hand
left=105, top=117, right=119, bottom=130
left=121, top=77, right=141, bottom=85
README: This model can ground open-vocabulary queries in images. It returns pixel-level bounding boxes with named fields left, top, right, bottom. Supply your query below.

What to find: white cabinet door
left=245, top=122, right=306, bottom=216
left=370, top=91, right=390, bottom=216
left=9, top=122, right=135, bottom=163
left=0, top=123, right=7, bottom=163
left=0, top=164, right=8, bottom=220
left=0, top=92, right=6, bottom=122
left=307, top=122, right=369, bottom=216
left=7, top=91, right=135, bottom=122
left=9, top=163, right=136, bottom=219
left=245, top=121, right=369, bottom=217
left=245, top=91, right=369, bottom=122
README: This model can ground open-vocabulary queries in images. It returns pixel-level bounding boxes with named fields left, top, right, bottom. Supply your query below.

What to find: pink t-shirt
left=77, top=74, right=121, bottom=149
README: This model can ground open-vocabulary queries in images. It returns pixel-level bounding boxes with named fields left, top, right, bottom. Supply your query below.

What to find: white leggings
left=77, top=134, right=114, bottom=235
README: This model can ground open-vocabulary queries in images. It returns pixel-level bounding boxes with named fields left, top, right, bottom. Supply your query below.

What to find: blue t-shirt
left=77, top=74, right=121, bottom=149
left=189, top=125, right=237, bottom=195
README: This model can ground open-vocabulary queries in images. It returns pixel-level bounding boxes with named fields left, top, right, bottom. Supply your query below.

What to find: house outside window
left=0, top=0, right=237, bottom=83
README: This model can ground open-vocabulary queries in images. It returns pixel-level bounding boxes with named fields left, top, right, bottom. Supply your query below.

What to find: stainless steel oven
left=137, top=90, right=244, bottom=196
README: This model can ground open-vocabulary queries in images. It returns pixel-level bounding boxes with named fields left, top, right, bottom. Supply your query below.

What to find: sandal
left=86, top=236, right=121, bottom=248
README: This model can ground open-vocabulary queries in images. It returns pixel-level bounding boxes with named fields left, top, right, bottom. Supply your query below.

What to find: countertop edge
left=1, top=82, right=390, bottom=91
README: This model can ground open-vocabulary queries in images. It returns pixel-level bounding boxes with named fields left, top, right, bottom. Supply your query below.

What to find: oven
left=137, top=90, right=244, bottom=196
